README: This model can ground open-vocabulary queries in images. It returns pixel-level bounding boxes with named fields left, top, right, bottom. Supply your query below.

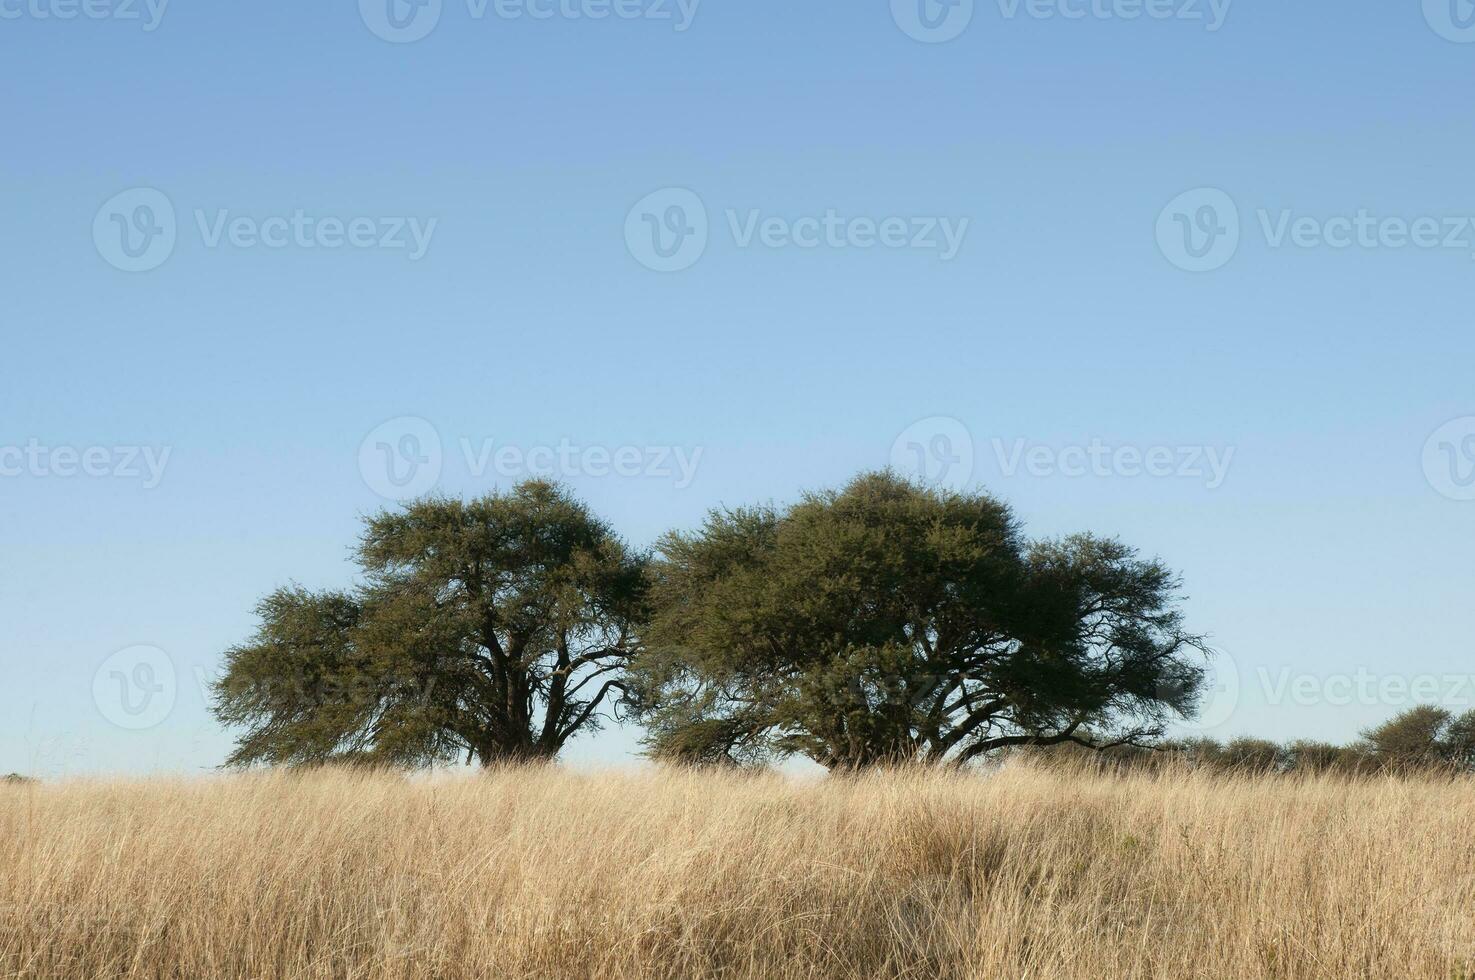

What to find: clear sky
left=3, top=0, right=1473, bottom=776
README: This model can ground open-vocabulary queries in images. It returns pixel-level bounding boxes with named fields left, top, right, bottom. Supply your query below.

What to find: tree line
left=211, top=471, right=1214, bottom=770
left=1026, top=705, right=1475, bottom=776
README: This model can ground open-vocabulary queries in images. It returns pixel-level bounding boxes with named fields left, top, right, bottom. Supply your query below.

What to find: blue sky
left=2, top=0, right=1473, bottom=775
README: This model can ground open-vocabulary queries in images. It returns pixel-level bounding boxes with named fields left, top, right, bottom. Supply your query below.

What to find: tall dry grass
left=1, top=762, right=1471, bottom=979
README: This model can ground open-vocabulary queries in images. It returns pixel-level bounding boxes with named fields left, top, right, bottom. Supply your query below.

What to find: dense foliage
left=628, top=472, right=1208, bottom=769
left=213, top=481, right=646, bottom=766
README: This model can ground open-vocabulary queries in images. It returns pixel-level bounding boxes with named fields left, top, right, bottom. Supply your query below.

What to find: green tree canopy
left=1360, top=705, right=1475, bottom=771
left=213, top=481, right=646, bottom=767
left=628, top=471, right=1208, bottom=769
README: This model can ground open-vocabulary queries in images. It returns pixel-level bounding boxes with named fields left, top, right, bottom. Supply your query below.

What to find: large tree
left=213, top=481, right=646, bottom=767
left=628, top=471, right=1207, bottom=769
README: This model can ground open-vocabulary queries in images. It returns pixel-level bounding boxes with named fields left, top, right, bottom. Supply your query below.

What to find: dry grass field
left=2, top=762, right=1471, bottom=979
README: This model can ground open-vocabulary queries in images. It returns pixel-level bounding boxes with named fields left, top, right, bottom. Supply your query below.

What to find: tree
left=1360, top=705, right=1475, bottom=772
left=628, top=471, right=1207, bottom=770
left=1441, top=709, right=1475, bottom=769
left=213, top=481, right=646, bottom=767
left=1361, top=705, right=1451, bottom=771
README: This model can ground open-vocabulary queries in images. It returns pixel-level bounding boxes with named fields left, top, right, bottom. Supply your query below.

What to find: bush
left=1283, top=740, right=1375, bottom=775
left=1219, top=738, right=1283, bottom=773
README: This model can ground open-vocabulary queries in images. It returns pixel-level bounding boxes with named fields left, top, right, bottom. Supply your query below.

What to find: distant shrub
left=993, top=707, right=1475, bottom=780
left=1219, top=738, right=1283, bottom=773
left=1359, top=706, right=1475, bottom=774
left=1283, top=740, right=1375, bottom=775
left=1361, top=706, right=1451, bottom=771
left=1162, top=737, right=1226, bottom=769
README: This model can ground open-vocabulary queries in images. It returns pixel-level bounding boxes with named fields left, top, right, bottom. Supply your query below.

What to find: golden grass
left=2, top=762, right=1471, bottom=979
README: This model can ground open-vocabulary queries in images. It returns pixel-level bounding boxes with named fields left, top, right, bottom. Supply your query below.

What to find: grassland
left=2, top=763, right=1470, bottom=979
